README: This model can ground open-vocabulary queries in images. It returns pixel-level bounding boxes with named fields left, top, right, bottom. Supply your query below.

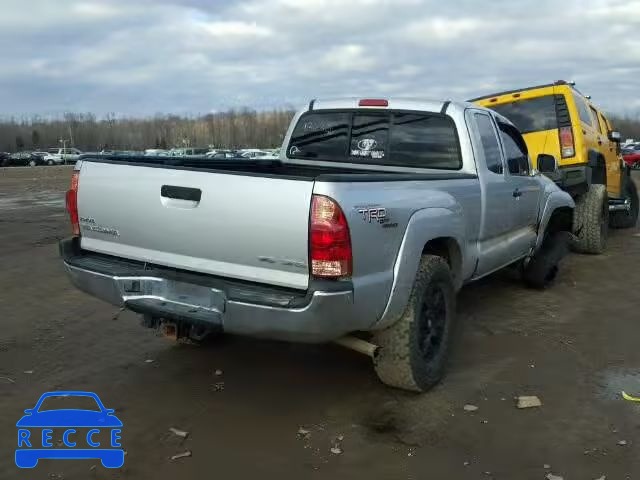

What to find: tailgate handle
left=161, top=185, right=202, bottom=202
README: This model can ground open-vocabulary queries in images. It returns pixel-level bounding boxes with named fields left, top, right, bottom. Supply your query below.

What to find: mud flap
left=523, top=231, right=572, bottom=289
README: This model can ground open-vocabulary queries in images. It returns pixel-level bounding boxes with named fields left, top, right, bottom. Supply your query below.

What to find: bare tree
left=0, top=109, right=295, bottom=152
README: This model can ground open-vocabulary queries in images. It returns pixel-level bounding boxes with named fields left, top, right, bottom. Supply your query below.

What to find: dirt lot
left=1, top=166, right=639, bottom=479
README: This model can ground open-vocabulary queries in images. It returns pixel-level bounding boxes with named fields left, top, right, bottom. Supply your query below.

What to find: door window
left=572, top=92, right=593, bottom=127
left=498, top=122, right=530, bottom=176
left=590, top=106, right=604, bottom=134
left=474, top=113, right=503, bottom=174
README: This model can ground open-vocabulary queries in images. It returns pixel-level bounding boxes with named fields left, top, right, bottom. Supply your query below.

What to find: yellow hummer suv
left=472, top=80, right=638, bottom=254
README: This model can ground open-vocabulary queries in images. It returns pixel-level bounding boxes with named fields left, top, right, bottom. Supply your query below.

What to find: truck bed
left=81, top=155, right=477, bottom=182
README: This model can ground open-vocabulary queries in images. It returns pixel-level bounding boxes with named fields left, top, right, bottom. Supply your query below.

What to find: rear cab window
left=287, top=110, right=462, bottom=170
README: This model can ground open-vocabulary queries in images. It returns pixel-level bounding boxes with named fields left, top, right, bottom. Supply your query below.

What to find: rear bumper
left=60, top=238, right=358, bottom=343
left=543, top=165, right=588, bottom=196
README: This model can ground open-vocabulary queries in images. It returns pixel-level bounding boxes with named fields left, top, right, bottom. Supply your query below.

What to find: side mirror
left=537, top=153, right=558, bottom=174
left=608, top=131, right=621, bottom=142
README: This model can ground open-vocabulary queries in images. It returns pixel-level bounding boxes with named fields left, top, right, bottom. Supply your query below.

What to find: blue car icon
left=16, top=391, right=124, bottom=468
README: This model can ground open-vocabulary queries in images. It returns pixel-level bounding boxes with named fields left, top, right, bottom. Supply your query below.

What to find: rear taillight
left=310, top=195, right=352, bottom=278
left=559, top=126, right=575, bottom=158
left=66, top=171, right=80, bottom=236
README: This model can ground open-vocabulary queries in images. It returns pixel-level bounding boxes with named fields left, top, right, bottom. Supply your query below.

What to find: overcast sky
left=0, top=0, right=638, bottom=117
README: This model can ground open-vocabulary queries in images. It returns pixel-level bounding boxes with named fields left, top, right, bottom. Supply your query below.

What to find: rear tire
left=609, top=176, right=639, bottom=229
left=572, top=184, right=608, bottom=254
left=47, top=159, right=54, bottom=166
left=522, top=231, right=570, bottom=289
left=373, top=255, right=456, bottom=392
left=28, top=160, right=36, bottom=167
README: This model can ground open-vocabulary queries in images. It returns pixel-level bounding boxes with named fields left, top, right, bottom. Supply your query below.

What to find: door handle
left=513, top=188, right=522, bottom=198
left=161, top=185, right=202, bottom=201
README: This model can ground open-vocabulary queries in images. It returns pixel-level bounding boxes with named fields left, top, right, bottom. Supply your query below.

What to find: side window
left=474, top=113, right=503, bottom=174
left=590, top=106, right=604, bottom=134
left=498, top=122, right=530, bottom=176
left=572, top=92, right=593, bottom=127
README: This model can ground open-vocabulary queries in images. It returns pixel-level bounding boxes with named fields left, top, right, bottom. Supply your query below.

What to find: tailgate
left=77, top=161, right=313, bottom=289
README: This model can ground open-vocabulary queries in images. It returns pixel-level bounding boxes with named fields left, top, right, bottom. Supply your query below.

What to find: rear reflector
left=66, top=171, right=80, bottom=236
left=559, top=126, right=575, bottom=158
left=358, top=99, right=388, bottom=107
left=310, top=195, right=352, bottom=278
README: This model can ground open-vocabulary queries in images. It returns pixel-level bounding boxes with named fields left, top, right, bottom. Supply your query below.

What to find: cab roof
left=307, top=97, right=476, bottom=116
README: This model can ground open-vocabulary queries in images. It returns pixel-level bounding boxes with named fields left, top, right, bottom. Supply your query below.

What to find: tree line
left=0, top=109, right=295, bottom=153
left=0, top=109, right=639, bottom=154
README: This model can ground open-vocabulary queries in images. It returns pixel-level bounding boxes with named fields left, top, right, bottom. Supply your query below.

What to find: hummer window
left=572, top=92, right=593, bottom=127
left=590, top=106, right=604, bottom=134
left=486, top=95, right=557, bottom=134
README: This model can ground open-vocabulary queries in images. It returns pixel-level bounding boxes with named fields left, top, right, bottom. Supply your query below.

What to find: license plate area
left=118, top=276, right=226, bottom=314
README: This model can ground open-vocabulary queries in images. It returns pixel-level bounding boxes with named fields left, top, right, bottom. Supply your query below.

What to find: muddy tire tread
left=373, top=255, right=455, bottom=392
left=572, top=184, right=608, bottom=254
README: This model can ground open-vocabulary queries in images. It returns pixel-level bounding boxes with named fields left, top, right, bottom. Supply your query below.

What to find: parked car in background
left=205, top=149, right=239, bottom=159
left=98, top=150, right=143, bottom=157
left=31, top=151, right=61, bottom=166
left=239, top=149, right=274, bottom=159
left=42, top=153, right=64, bottom=165
left=622, top=144, right=640, bottom=169
left=6, top=152, right=45, bottom=167
left=48, top=148, right=83, bottom=165
left=0, top=152, right=11, bottom=166
left=472, top=80, right=638, bottom=253
left=168, top=148, right=210, bottom=157
left=144, top=149, right=169, bottom=157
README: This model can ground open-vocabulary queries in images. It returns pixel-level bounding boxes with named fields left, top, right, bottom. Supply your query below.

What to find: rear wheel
left=372, top=255, right=456, bottom=392
left=47, top=159, right=54, bottom=166
left=28, top=159, right=36, bottom=167
left=572, top=184, right=608, bottom=254
left=610, top=176, right=639, bottom=229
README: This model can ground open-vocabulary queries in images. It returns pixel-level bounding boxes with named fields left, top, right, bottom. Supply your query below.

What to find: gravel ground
left=0, top=166, right=639, bottom=479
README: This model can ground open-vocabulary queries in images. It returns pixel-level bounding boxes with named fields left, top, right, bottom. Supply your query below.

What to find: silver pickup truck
left=60, top=98, right=574, bottom=391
